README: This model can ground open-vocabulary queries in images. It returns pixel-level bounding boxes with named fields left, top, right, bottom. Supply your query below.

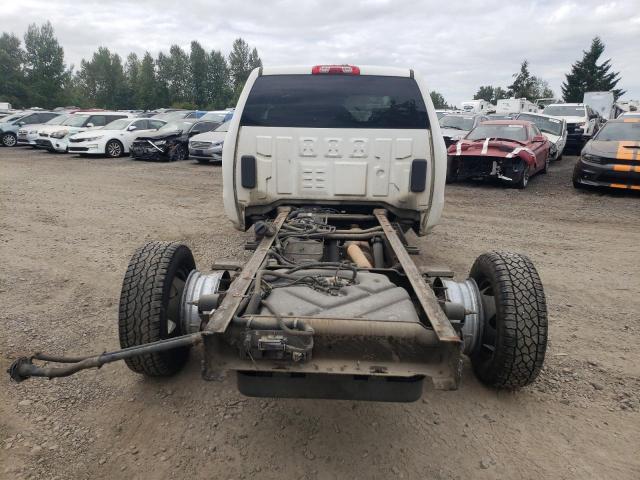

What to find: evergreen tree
left=562, top=36, right=625, bottom=102
left=508, top=61, right=537, bottom=100
left=206, top=49, right=232, bottom=109
left=0, top=33, right=26, bottom=107
left=155, top=52, right=171, bottom=107
left=248, top=47, right=262, bottom=70
left=507, top=60, right=555, bottom=101
left=430, top=91, right=448, bottom=109
left=493, top=87, right=509, bottom=102
left=78, top=47, right=126, bottom=109
left=168, top=44, right=191, bottom=106
left=137, top=52, right=157, bottom=110
left=228, top=38, right=258, bottom=101
left=23, top=22, right=67, bottom=108
left=473, top=86, right=509, bottom=104
left=124, top=52, right=140, bottom=108
left=189, top=41, right=208, bottom=108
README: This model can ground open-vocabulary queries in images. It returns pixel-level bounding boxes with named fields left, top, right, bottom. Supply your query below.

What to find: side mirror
left=86, top=122, right=94, bottom=128
left=127, top=125, right=137, bottom=131
left=533, top=135, right=546, bottom=143
left=17, top=121, right=25, bottom=126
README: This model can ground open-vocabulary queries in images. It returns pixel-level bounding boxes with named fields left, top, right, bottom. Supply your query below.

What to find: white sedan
left=68, top=118, right=166, bottom=157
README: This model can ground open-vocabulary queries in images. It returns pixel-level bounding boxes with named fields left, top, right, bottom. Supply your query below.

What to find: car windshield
left=2, top=112, right=28, bottom=123
left=159, top=121, right=192, bottom=132
left=103, top=118, right=131, bottom=130
left=518, top=114, right=563, bottom=136
left=45, top=115, right=69, bottom=125
left=543, top=105, right=585, bottom=117
left=439, top=115, right=475, bottom=131
left=215, top=121, right=230, bottom=132
left=466, top=124, right=528, bottom=143
left=594, top=122, right=640, bottom=141
left=62, top=115, right=89, bottom=127
left=241, top=74, right=428, bottom=129
left=201, top=112, right=227, bottom=122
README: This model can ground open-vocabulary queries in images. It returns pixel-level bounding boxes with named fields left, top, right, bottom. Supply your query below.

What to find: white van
left=222, top=65, right=446, bottom=236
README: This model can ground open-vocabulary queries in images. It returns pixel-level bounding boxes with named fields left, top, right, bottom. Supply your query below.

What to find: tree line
left=1, top=25, right=625, bottom=112
left=430, top=36, right=624, bottom=109
left=0, top=22, right=261, bottom=110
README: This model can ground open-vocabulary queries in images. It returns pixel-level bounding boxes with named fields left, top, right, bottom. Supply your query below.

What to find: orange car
left=573, top=118, right=640, bottom=190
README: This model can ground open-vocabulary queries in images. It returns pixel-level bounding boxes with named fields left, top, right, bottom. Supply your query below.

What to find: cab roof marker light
left=311, top=65, right=360, bottom=75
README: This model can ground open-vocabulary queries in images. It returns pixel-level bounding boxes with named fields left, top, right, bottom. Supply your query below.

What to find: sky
left=2, top=0, right=639, bottom=107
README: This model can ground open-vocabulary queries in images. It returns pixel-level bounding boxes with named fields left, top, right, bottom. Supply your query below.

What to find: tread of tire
left=470, top=251, right=548, bottom=389
left=118, top=241, right=193, bottom=376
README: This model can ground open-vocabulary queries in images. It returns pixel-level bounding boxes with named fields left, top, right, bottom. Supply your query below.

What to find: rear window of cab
left=240, top=75, right=429, bottom=129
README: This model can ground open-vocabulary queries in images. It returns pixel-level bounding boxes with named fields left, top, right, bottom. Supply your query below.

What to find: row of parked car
left=2, top=97, right=639, bottom=193
left=0, top=108, right=233, bottom=164
left=437, top=104, right=640, bottom=190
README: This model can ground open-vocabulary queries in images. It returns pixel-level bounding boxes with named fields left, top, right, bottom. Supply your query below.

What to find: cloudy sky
left=2, top=0, right=639, bottom=106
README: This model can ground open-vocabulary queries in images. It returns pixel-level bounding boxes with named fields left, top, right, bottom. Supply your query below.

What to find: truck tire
left=118, top=241, right=196, bottom=376
left=469, top=251, right=547, bottom=389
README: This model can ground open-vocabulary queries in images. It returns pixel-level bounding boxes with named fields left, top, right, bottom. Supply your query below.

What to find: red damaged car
left=446, top=120, right=551, bottom=188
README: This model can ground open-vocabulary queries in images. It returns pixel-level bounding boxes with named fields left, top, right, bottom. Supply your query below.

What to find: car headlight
left=582, top=153, right=605, bottom=165
left=51, top=130, right=69, bottom=139
left=29, top=130, right=38, bottom=134
left=212, top=141, right=223, bottom=147
left=81, top=136, right=103, bottom=142
left=152, top=140, right=167, bottom=147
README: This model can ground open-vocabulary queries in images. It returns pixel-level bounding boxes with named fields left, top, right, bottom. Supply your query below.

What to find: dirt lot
left=1, top=147, right=639, bottom=480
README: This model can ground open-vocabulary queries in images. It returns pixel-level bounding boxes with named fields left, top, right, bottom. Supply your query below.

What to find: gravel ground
left=1, top=147, right=639, bottom=480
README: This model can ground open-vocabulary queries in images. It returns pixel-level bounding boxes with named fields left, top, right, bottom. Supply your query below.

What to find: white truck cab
left=542, top=103, right=600, bottom=150
left=223, top=65, right=446, bottom=236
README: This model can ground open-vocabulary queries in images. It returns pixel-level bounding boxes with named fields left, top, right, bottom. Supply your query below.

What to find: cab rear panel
left=223, top=67, right=446, bottom=235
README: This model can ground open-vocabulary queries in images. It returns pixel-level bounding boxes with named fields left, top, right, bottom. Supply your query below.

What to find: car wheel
left=469, top=252, right=548, bottom=388
left=1, top=132, right=17, bottom=147
left=118, top=241, right=196, bottom=376
left=446, top=156, right=457, bottom=184
left=513, top=166, right=529, bottom=189
left=105, top=139, right=123, bottom=158
left=541, top=155, right=549, bottom=174
left=171, top=144, right=187, bottom=161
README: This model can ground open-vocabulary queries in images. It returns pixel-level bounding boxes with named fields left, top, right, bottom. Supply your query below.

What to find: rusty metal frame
left=205, top=206, right=291, bottom=333
left=201, top=206, right=461, bottom=391
left=373, top=209, right=460, bottom=343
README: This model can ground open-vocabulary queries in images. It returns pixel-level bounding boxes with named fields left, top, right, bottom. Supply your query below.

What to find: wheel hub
left=180, top=270, right=230, bottom=333
left=438, top=278, right=484, bottom=355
